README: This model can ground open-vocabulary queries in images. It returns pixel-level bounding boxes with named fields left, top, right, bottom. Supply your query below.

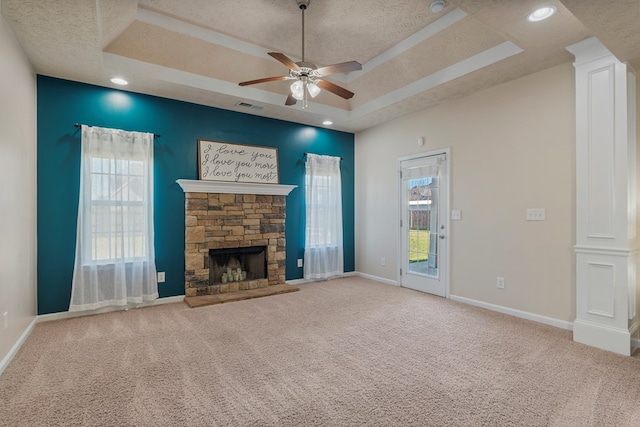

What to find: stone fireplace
left=177, top=180, right=296, bottom=298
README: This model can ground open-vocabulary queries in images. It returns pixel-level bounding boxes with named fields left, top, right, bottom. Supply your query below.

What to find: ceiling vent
left=236, top=101, right=264, bottom=110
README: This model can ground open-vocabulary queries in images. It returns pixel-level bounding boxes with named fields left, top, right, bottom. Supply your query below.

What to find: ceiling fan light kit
left=291, top=80, right=305, bottom=100
left=238, top=0, right=362, bottom=109
left=306, top=82, right=321, bottom=98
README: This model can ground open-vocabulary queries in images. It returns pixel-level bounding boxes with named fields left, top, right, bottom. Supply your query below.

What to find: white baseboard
left=354, top=272, right=399, bottom=286
left=287, top=271, right=397, bottom=287
left=449, top=294, right=573, bottom=331
left=286, top=271, right=358, bottom=286
left=285, top=278, right=313, bottom=285
left=37, top=295, right=186, bottom=323
left=0, top=317, right=38, bottom=376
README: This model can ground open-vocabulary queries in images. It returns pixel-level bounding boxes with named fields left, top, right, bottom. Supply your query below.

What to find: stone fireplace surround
left=177, top=180, right=296, bottom=298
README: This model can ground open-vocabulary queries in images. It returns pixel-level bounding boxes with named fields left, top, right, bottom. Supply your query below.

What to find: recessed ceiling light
left=527, top=6, right=556, bottom=22
left=429, top=0, right=446, bottom=13
left=322, top=120, right=333, bottom=126
left=110, top=77, right=128, bottom=86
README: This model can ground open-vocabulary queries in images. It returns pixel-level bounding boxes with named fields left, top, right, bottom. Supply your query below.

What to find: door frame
left=396, top=148, right=451, bottom=298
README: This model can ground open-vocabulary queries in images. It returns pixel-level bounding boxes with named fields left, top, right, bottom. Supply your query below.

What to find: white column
left=567, top=37, right=638, bottom=355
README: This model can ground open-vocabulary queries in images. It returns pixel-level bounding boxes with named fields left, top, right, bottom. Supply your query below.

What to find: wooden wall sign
left=198, top=140, right=279, bottom=184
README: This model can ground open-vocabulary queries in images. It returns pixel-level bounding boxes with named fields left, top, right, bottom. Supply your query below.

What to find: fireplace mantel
left=176, top=179, right=297, bottom=196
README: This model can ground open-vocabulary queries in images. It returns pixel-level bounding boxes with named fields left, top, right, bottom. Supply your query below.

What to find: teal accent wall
left=37, top=76, right=355, bottom=315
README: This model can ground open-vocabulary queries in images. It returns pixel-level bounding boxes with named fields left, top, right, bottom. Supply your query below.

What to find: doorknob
left=439, top=234, right=445, bottom=239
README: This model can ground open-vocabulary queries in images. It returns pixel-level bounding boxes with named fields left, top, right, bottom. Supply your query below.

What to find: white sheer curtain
left=304, top=153, right=344, bottom=280
left=69, top=125, right=158, bottom=312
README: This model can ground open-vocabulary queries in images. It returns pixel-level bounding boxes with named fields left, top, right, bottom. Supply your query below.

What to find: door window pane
left=407, top=177, right=438, bottom=277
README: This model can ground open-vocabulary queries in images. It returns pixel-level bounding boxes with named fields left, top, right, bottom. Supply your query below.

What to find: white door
left=399, top=152, right=449, bottom=297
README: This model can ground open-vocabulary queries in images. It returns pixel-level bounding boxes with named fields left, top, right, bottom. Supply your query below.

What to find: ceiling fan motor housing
left=296, top=0, right=310, bottom=10
left=296, top=61, right=317, bottom=71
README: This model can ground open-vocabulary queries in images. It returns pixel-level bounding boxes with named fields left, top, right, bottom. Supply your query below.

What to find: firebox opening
left=209, top=246, right=267, bottom=285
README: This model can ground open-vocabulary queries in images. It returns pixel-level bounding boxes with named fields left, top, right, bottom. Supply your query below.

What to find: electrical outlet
left=381, top=257, right=386, bottom=266
left=3, top=312, right=8, bottom=330
left=451, top=210, right=461, bottom=220
left=297, top=258, right=303, bottom=268
left=497, top=277, right=505, bottom=289
left=526, top=208, right=545, bottom=221
left=157, top=272, right=165, bottom=283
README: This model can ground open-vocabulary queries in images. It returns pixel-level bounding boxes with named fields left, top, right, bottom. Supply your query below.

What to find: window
left=305, top=173, right=338, bottom=246
left=70, top=125, right=158, bottom=311
left=87, top=156, right=148, bottom=263
left=304, top=154, right=343, bottom=280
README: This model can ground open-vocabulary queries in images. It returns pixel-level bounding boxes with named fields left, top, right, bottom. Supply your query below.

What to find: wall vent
left=236, top=101, right=264, bottom=111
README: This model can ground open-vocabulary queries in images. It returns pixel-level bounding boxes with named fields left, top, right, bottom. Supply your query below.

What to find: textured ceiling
left=2, top=0, right=639, bottom=132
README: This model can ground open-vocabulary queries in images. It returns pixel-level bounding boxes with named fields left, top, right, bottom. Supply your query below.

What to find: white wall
left=0, top=11, right=37, bottom=368
left=355, top=63, right=576, bottom=322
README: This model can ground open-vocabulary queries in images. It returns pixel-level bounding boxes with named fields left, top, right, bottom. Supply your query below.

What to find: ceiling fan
left=238, top=0, right=362, bottom=108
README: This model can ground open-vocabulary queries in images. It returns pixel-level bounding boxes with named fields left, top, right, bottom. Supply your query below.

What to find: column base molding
left=573, top=319, right=638, bottom=356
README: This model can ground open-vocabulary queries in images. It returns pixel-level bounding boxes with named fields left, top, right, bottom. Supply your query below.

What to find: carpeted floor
left=2, top=276, right=640, bottom=426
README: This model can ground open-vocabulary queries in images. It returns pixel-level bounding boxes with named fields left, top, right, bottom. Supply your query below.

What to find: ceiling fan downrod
left=297, top=0, right=309, bottom=62
left=297, top=0, right=311, bottom=109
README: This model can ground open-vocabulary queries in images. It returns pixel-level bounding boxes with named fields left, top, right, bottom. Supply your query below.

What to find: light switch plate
left=451, top=210, right=461, bottom=220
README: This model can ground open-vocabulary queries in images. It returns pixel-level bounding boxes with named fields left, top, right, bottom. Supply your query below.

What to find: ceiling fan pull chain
left=303, top=77, right=307, bottom=109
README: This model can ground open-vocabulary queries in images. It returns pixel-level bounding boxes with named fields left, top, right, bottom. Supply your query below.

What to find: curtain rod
left=74, top=123, right=161, bottom=138
left=303, top=152, right=343, bottom=160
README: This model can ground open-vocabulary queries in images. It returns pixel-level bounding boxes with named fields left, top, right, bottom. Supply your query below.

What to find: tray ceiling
left=2, top=0, right=639, bottom=132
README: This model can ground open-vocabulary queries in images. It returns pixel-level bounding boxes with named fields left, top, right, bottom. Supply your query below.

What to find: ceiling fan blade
left=316, top=79, right=355, bottom=100
left=285, top=93, right=297, bottom=106
left=316, top=61, right=362, bottom=77
left=268, top=52, right=301, bottom=71
left=238, top=76, right=288, bottom=86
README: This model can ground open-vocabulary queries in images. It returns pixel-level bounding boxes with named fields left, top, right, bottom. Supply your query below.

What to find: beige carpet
left=2, top=276, right=640, bottom=426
